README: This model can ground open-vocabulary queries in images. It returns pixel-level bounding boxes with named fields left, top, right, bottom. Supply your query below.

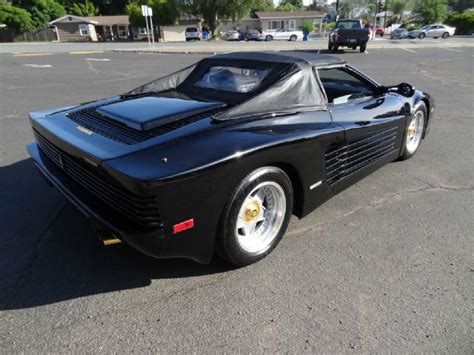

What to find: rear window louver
left=66, top=99, right=223, bottom=145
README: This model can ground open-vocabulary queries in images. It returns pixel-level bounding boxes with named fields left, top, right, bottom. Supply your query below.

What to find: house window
left=268, top=20, right=285, bottom=30
left=288, top=19, right=296, bottom=30
left=79, top=24, right=89, bottom=36
left=118, top=25, right=128, bottom=38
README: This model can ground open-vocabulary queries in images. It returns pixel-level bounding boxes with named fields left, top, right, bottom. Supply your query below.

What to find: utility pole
left=384, top=0, right=388, bottom=28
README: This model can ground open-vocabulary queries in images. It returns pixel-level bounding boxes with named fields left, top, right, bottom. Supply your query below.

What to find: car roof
left=212, top=51, right=345, bottom=67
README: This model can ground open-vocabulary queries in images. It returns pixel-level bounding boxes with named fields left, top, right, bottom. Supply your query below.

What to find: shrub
left=322, top=21, right=336, bottom=32
left=445, top=11, right=474, bottom=35
left=301, top=21, right=315, bottom=33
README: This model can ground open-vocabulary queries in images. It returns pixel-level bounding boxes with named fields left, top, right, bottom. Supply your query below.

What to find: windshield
left=194, top=66, right=270, bottom=93
left=337, top=21, right=361, bottom=29
left=186, top=27, right=198, bottom=32
left=420, top=25, right=431, bottom=30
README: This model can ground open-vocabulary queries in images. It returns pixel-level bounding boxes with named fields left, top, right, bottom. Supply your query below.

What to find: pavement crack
left=0, top=200, right=66, bottom=313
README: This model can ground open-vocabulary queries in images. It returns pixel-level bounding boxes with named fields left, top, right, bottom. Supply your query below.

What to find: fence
left=0, top=28, right=57, bottom=42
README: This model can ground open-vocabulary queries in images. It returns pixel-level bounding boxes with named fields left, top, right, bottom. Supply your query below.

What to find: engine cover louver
left=325, top=126, right=398, bottom=185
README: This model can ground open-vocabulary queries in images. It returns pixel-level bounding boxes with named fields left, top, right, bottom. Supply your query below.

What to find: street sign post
left=141, top=5, right=151, bottom=48
left=148, top=7, right=155, bottom=47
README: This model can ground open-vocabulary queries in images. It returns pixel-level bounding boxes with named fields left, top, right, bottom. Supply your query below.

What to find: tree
left=389, top=0, right=412, bottom=23
left=414, top=0, right=448, bottom=24
left=449, top=0, right=474, bottom=11
left=185, top=0, right=255, bottom=38
left=149, top=0, right=180, bottom=27
left=338, top=0, right=353, bottom=18
left=250, top=0, right=274, bottom=12
left=70, top=0, right=99, bottom=16
left=125, top=1, right=145, bottom=28
left=279, top=0, right=303, bottom=8
left=28, top=0, right=66, bottom=29
left=0, top=2, right=35, bottom=32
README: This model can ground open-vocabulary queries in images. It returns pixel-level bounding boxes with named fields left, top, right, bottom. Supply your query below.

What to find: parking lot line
left=401, top=48, right=416, bottom=53
left=445, top=48, right=464, bottom=53
left=13, top=52, right=53, bottom=57
left=23, top=64, right=52, bottom=68
left=70, top=51, right=104, bottom=55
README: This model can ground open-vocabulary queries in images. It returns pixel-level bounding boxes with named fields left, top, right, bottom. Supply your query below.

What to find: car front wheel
left=442, top=32, right=449, bottom=38
left=418, top=33, right=426, bottom=39
left=216, top=167, right=293, bottom=266
left=399, top=102, right=427, bottom=160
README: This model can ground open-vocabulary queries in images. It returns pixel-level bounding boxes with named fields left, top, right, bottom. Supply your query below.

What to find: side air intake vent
left=325, top=126, right=398, bottom=185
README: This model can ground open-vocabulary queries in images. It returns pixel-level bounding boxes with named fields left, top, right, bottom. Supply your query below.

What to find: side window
left=318, top=68, right=374, bottom=105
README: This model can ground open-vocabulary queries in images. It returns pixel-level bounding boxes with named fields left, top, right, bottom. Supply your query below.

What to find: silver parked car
left=390, top=27, right=409, bottom=39
left=225, top=30, right=240, bottom=41
left=408, top=24, right=456, bottom=39
left=185, top=27, right=201, bottom=41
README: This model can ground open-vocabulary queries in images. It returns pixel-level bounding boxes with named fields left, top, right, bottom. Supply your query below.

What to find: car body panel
left=259, top=29, right=302, bottom=41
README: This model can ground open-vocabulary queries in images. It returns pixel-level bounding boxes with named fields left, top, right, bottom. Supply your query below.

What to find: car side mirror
left=397, top=82, right=415, bottom=97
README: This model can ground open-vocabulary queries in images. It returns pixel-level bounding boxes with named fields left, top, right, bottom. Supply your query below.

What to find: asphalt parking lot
left=0, top=46, right=473, bottom=352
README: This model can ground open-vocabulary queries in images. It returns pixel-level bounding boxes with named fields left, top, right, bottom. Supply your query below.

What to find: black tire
left=289, top=35, right=297, bottom=41
left=418, top=33, right=426, bottom=39
left=332, top=42, right=339, bottom=52
left=216, top=167, right=293, bottom=266
left=390, top=35, right=394, bottom=39
left=360, top=43, right=367, bottom=52
left=265, top=35, right=273, bottom=41
left=328, top=40, right=332, bottom=50
left=399, top=102, right=427, bottom=160
left=352, top=46, right=357, bottom=50
left=442, top=32, right=449, bottom=39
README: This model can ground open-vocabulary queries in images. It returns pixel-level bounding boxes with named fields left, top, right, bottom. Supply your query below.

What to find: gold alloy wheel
left=235, top=181, right=286, bottom=254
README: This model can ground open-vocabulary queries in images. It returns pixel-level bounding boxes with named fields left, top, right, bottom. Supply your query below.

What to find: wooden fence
left=0, top=28, right=57, bottom=42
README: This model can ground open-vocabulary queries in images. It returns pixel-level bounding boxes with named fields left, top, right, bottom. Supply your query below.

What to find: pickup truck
left=328, top=20, right=370, bottom=53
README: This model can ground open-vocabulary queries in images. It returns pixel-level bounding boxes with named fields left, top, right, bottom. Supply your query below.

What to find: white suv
left=185, top=27, right=201, bottom=41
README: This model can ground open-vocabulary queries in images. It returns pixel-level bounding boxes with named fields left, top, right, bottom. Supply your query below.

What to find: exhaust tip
left=99, top=233, right=122, bottom=246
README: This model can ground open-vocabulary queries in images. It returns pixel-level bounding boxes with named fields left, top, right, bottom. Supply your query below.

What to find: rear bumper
left=336, top=39, right=368, bottom=46
left=27, top=143, right=210, bottom=263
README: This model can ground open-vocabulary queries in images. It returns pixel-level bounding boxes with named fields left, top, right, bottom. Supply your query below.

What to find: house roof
left=86, top=16, right=130, bottom=26
left=50, top=14, right=97, bottom=25
left=255, top=11, right=324, bottom=19
left=50, top=14, right=130, bottom=26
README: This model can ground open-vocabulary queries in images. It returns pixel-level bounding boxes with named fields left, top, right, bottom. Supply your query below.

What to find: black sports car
left=27, top=51, right=435, bottom=266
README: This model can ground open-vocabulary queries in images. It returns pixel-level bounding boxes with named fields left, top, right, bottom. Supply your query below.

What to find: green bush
left=301, top=21, right=315, bottom=33
left=0, top=3, right=36, bottom=33
left=322, top=21, right=336, bottom=32
left=446, top=11, right=474, bottom=35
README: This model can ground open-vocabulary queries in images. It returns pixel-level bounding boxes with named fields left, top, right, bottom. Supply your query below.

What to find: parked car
left=258, top=29, right=302, bottom=41
left=375, top=26, right=384, bottom=37
left=27, top=51, right=434, bottom=266
left=390, top=27, right=410, bottom=39
left=225, top=30, right=240, bottom=41
left=185, top=27, right=201, bottom=41
left=408, top=24, right=456, bottom=39
left=329, top=19, right=370, bottom=52
left=245, top=29, right=261, bottom=41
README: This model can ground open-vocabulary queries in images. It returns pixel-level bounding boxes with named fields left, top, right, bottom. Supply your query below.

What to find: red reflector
left=173, top=219, right=194, bottom=234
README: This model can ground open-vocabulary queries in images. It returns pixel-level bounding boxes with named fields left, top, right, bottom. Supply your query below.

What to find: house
left=50, top=14, right=132, bottom=42
left=219, top=11, right=325, bottom=35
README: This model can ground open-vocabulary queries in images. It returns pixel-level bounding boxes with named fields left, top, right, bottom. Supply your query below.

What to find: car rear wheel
left=289, top=35, right=297, bottom=41
left=399, top=102, right=427, bottom=160
left=332, top=43, right=339, bottom=52
left=328, top=40, right=332, bottom=50
left=442, top=32, right=449, bottom=39
left=216, top=167, right=293, bottom=266
left=418, top=33, right=426, bottom=39
left=360, top=43, right=367, bottom=52
left=265, top=35, right=273, bottom=41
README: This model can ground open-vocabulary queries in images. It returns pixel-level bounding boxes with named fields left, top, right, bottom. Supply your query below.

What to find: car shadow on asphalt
left=0, top=158, right=232, bottom=311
